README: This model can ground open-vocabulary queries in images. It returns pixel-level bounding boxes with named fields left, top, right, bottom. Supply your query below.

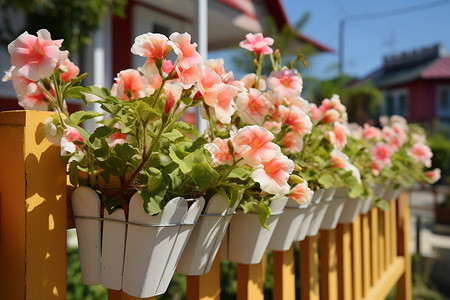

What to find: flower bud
left=289, top=174, right=304, bottom=184
left=164, top=95, right=175, bottom=115
left=294, top=164, right=302, bottom=172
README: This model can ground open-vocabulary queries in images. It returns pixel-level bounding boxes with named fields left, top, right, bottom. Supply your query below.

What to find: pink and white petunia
left=251, top=153, right=294, bottom=195
left=289, top=181, right=313, bottom=204
left=61, top=126, right=83, bottom=155
left=326, top=122, right=347, bottom=150
left=111, top=69, right=159, bottom=101
left=425, top=168, right=441, bottom=184
left=204, top=83, right=237, bottom=124
left=204, top=138, right=235, bottom=167
left=205, top=58, right=226, bottom=77
left=279, top=105, right=313, bottom=136
left=239, top=33, right=274, bottom=56
left=309, top=103, right=321, bottom=122
left=372, top=143, right=393, bottom=166
left=232, top=125, right=281, bottom=167
left=407, top=143, right=433, bottom=167
left=108, top=123, right=127, bottom=147
left=131, top=33, right=171, bottom=59
left=323, top=109, right=340, bottom=124
left=362, top=124, right=381, bottom=140
left=60, top=59, right=80, bottom=82
left=235, top=88, right=273, bottom=125
left=282, top=132, right=304, bottom=153
left=17, top=88, right=51, bottom=111
left=330, top=149, right=350, bottom=169
left=267, top=67, right=303, bottom=98
left=241, top=73, right=266, bottom=91
left=163, top=82, right=183, bottom=114
left=8, top=29, right=68, bottom=81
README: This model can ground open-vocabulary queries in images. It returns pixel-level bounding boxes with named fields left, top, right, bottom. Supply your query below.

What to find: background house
left=0, top=0, right=331, bottom=115
left=361, top=44, right=450, bottom=124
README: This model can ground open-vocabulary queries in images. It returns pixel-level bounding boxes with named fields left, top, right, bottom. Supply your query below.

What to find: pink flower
left=60, top=59, right=80, bottom=82
left=326, top=122, right=347, bottom=150
left=131, top=33, right=171, bottom=59
left=8, top=29, right=68, bottom=81
left=198, top=66, right=222, bottom=96
left=309, top=103, right=321, bottom=121
left=323, top=109, right=340, bottom=124
left=289, top=181, right=312, bottom=204
left=362, top=124, right=381, bottom=140
left=282, top=132, right=304, bottom=153
left=251, top=153, right=294, bottom=195
left=204, top=83, right=237, bottom=124
left=263, top=121, right=282, bottom=134
left=205, top=58, right=226, bottom=76
left=204, top=138, right=235, bottom=167
left=371, top=160, right=382, bottom=175
left=163, top=82, right=182, bottom=114
left=169, top=32, right=202, bottom=86
left=267, top=67, right=303, bottom=98
left=279, top=105, right=313, bottom=136
left=241, top=73, right=266, bottom=91
left=372, top=143, right=393, bottom=166
left=330, top=149, right=350, bottom=168
left=425, top=168, right=441, bottom=184
left=239, top=33, right=274, bottom=56
left=61, top=126, right=83, bottom=155
left=108, top=123, right=127, bottom=147
left=285, top=96, right=310, bottom=113
left=232, top=125, right=281, bottom=167
left=18, top=88, right=51, bottom=111
left=235, top=88, right=273, bottom=125
left=111, top=69, right=156, bottom=101
left=407, top=143, right=433, bottom=167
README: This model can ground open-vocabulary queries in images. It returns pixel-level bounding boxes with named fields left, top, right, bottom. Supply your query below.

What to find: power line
left=339, top=0, right=450, bottom=75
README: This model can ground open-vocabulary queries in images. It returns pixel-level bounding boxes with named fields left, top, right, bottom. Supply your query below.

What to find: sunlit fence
left=0, top=110, right=411, bottom=299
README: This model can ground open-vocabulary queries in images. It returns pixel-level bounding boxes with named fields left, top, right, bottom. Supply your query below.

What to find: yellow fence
left=0, top=111, right=411, bottom=300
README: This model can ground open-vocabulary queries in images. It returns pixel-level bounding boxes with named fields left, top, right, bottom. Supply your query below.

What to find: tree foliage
left=0, top=0, right=127, bottom=54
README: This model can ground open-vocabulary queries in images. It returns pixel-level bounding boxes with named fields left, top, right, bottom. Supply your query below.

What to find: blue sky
left=211, top=0, right=450, bottom=80
left=280, top=0, right=450, bottom=79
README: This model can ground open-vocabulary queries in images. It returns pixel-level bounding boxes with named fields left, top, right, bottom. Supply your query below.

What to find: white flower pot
left=306, top=200, right=330, bottom=237
left=267, top=199, right=309, bottom=251
left=320, top=188, right=347, bottom=230
left=338, top=196, right=363, bottom=224
left=72, top=187, right=205, bottom=298
left=359, top=196, right=373, bottom=215
left=176, top=193, right=240, bottom=275
left=372, top=183, right=386, bottom=199
left=383, top=183, right=404, bottom=201
left=220, top=197, right=288, bottom=264
left=293, top=203, right=316, bottom=242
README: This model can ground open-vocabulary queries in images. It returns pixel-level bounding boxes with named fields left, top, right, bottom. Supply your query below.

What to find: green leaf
left=258, top=204, right=271, bottom=230
left=147, top=167, right=162, bottom=192
left=68, top=160, right=79, bottom=186
left=169, top=144, right=190, bottom=173
left=318, top=173, right=334, bottom=188
left=374, top=198, right=389, bottom=211
left=65, top=86, right=86, bottom=99
left=227, top=166, right=252, bottom=181
left=104, top=195, right=125, bottom=215
left=192, top=163, right=220, bottom=190
left=90, top=126, right=113, bottom=141
left=69, top=111, right=103, bottom=126
left=228, top=187, right=241, bottom=208
left=162, top=129, right=184, bottom=141
left=140, top=187, right=166, bottom=215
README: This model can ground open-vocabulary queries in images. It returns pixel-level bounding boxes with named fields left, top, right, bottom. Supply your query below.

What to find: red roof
left=421, top=57, right=450, bottom=79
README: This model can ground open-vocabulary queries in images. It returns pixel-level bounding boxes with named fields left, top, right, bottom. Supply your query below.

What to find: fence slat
left=351, top=215, right=362, bottom=300
left=390, top=200, right=397, bottom=262
left=0, top=111, right=67, bottom=300
left=361, top=212, right=371, bottom=297
left=273, top=246, right=295, bottom=300
left=370, top=207, right=379, bottom=285
left=378, top=209, right=385, bottom=273
left=186, top=253, right=221, bottom=300
left=237, top=254, right=266, bottom=300
left=337, top=223, right=352, bottom=300
left=320, top=229, right=338, bottom=300
left=384, top=208, right=392, bottom=267
left=300, top=236, right=319, bottom=300
left=396, top=193, right=412, bottom=300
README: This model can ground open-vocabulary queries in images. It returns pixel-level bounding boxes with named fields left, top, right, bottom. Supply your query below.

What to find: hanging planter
left=338, top=192, right=363, bottom=224
left=306, top=188, right=335, bottom=236
left=72, top=187, right=205, bottom=298
left=383, top=182, right=404, bottom=201
left=220, top=197, right=288, bottom=264
left=176, top=193, right=240, bottom=275
left=293, top=189, right=324, bottom=242
left=321, top=187, right=347, bottom=230
left=267, top=199, right=309, bottom=251
left=359, top=195, right=373, bottom=215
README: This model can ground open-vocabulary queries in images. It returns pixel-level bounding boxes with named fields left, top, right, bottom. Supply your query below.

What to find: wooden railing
left=0, top=111, right=411, bottom=300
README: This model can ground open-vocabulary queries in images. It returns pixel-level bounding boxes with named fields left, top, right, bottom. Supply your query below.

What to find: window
left=437, top=85, right=450, bottom=118
left=384, top=89, right=409, bottom=117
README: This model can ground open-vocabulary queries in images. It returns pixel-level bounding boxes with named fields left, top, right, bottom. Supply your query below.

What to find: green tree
left=0, top=0, right=127, bottom=54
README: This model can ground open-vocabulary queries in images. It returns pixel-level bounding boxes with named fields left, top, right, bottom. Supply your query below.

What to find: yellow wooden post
left=300, top=236, right=319, bottom=300
left=384, top=207, right=392, bottom=267
left=396, top=192, right=412, bottom=300
left=237, top=254, right=266, bottom=300
left=370, top=206, right=379, bottom=285
left=272, top=246, right=295, bottom=300
left=186, top=253, right=221, bottom=300
left=361, top=212, right=371, bottom=297
left=351, top=215, right=362, bottom=300
left=390, top=200, right=398, bottom=262
left=0, top=111, right=67, bottom=299
left=378, top=208, right=385, bottom=274
left=320, top=229, right=338, bottom=300
left=336, top=223, right=352, bottom=300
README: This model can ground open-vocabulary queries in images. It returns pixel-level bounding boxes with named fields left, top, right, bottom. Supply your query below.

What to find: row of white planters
left=72, top=183, right=404, bottom=298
